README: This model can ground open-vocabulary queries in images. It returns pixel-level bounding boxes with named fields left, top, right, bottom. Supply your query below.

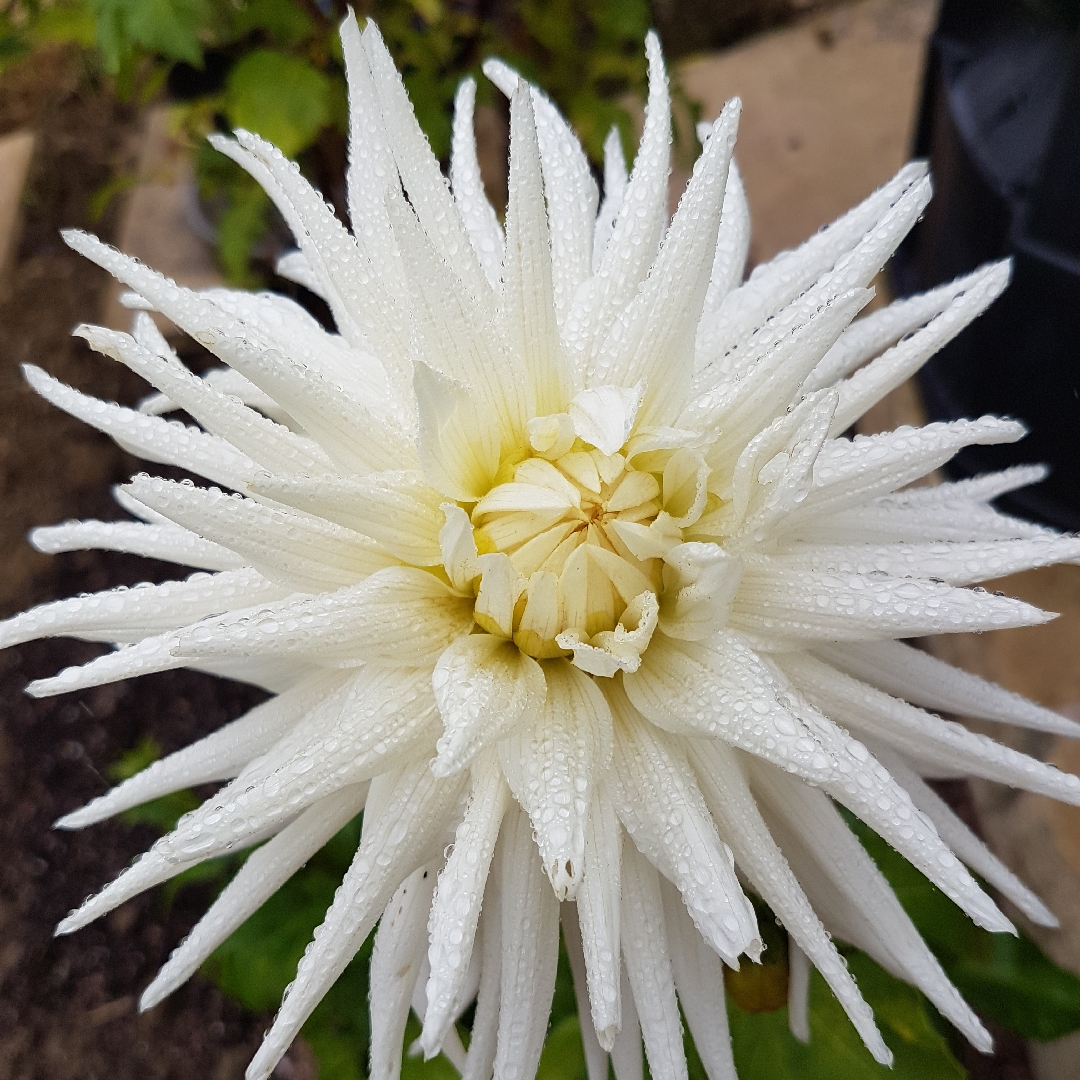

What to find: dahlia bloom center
left=446, top=388, right=721, bottom=674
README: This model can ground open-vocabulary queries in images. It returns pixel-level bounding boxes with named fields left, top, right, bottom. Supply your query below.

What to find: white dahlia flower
left=11, top=13, right=1080, bottom=1080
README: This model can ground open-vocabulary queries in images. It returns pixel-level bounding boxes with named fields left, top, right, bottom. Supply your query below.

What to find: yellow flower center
left=465, top=428, right=715, bottom=666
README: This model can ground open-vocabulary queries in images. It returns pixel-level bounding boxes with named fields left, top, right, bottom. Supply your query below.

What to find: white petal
left=220, top=130, right=412, bottom=392
left=500, top=84, right=572, bottom=427
left=702, top=158, right=749, bottom=316
left=140, top=782, right=367, bottom=1010
left=659, top=874, right=738, bottom=1080
left=658, top=543, right=742, bottom=641
left=688, top=289, right=870, bottom=476
left=593, top=126, right=628, bottom=276
left=274, top=249, right=325, bottom=298
left=804, top=261, right=1010, bottom=393
left=492, top=803, right=561, bottom=1080
left=610, top=964, right=644, bottom=1080
left=874, top=746, right=1057, bottom=927
left=778, top=652, right=1080, bottom=806
left=79, top=324, right=331, bottom=476
left=439, top=504, right=482, bottom=593
left=29, top=519, right=244, bottom=572
left=55, top=666, right=442, bottom=934
left=57, top=670, right=350, bottom=828
left=624, top=633, right=834, bottom=785
left=24, top=364, right=256, bottom=491
left=732, top=557, right=1053, bottom=642
left=451, top=78, right=504, bottom=290
left=370, top=862, right=440, bottom=1080
left=499, top=659, right=612, bottom=899
left=340, top=11, right=408, bottom=295
left=125, top=476, right=398, bottom=593
left=568, top=383, right=645, bottom=456
left=143, top=365, right=295, bottom=428
left=761, top=659, right=1013, bottom=935
left=483, top=59, right=598, bottom=330
left=252, top=470, right=447, bottom=567
left=787, top=945, right=811, bottom=1044
left=697, top=162, right=927, bottom=362
left=562, top=903, right=611, bottom=1080
left=576, top=777, right=623, bottom=1048
left=0, top=567, right=283, bottom=649
left=770, top=536, right=1080, bottom=588
left=432, top=635, right=546, bottom=776
left=620, top=838, right=688, bottom=1080
left=414, top=361, right=501, bottom=502
left=607, top=681, right=759, bottom=966
left=818, top=639, right=1080, bottom=736
left=564, top=33, right=671, bottom=368
left=245, top=761, right=468, bottom=1080
left=422, top=757, right=509, bottom=1055
left=780, top=416, right=1026, bottom=532
left=172, top=567, right=474, bottom=667
left=747, top=758, right=992, bottom=1052
left=590, top=100, right=740, bottom=430
left=360, top=22, right=489, bottom=304
left=687, top=738, right=891, bottom=1064
left=27, top=633, right=188, bottom=698
left=716, top=390, right=836, bottom=546
left=62, top=231, right=414, bottom=474
left=829, top=259, right=1011, bottom=433
left=461, top=878, right=503, bottom=1080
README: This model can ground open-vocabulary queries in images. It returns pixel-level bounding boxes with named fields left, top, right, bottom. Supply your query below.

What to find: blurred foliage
left=848, top=812, right=1080, bottom=1043
left=728, top=950, right=966, bottom=1079
left=1, top=0, right=653, bottom=283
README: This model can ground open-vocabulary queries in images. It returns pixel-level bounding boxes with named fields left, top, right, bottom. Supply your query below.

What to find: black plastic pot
left=892, top=0, right=1080, bottom=531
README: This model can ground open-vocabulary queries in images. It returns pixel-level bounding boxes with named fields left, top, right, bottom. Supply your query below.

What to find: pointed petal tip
left=596, top=1025, right=617, bottom=1053
left=1028, top=901, right=1060, bottom=929
left=54, top=911, right=83, bottom=936
left=53, top=809, right=88, bottom=830
left=60, top=226, right=90, bottom=250
left=417, top=1027, right=442, bottom=1062
left=429, top=754, right=462, bottom=780
left=868, top=1036, right=894, bottom=1067
left=139, top=982, right=167, bottom=1013
left=481, top=56, right=518, bottom=98
left=24, top=677, right=58, bottom=698
left=206, top=131, right=233, bottom=151
left=972, top=1022, right=995, bottom=1055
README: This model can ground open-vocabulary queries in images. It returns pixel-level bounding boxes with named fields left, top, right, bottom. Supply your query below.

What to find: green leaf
left=536, top=1014, right=587, bottom=1080
left=87, top=0, right=209, bottom=72
left=849, top=813, right=1080, bottom=1041
left=728, top=951, right=965, bottom=1079
left=206, top=861, right=344, bottom=1013
left=109, top=733, right=164, bottom=781
left=401, top=1015, right=463, bottom=1080
left=232, top=0, right=313, bottom=49
left=224, top=48, right=331, bottom=158
left=118, top=788, right=200, bottom=831
left=216, top=182, right=270, bottom=286
left=31, top=6, right=98, bottom=50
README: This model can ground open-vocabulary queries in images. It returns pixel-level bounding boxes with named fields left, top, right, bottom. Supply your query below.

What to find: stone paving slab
left=679, top=0, right=937, bottom=264
left=0, top=130, right=36, bottom=294
left=101, top=106, right=222, bottom=334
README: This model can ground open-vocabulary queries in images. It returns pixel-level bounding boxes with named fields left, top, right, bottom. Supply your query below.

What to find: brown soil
left=0, top=45, right=284, bottom=1080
